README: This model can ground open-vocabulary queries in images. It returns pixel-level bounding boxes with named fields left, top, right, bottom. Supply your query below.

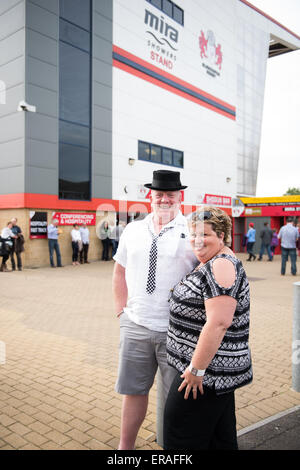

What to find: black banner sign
left=30, top=211, right=48, bottom=239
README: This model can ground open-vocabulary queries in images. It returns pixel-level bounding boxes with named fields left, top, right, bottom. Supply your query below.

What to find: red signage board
left=203, top=194, right=232, bottom=206
left=52, top=212, right=96, bottom=226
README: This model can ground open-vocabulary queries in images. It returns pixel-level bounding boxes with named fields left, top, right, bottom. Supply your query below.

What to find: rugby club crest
left=199, top=30, right=223, bottom=78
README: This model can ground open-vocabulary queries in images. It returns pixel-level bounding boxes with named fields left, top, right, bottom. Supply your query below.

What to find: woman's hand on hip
left=178, top=368, right=204, bottom=400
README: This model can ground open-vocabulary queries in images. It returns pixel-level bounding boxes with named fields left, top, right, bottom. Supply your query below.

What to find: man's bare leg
left=118, top=394, right=148, bottom=450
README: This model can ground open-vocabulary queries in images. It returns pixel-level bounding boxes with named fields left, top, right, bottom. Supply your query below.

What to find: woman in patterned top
left=164, top=206, right=253, bottom=450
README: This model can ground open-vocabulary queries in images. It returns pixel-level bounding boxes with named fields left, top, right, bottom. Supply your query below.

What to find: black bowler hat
left=144, top=170, right=187, bottom=191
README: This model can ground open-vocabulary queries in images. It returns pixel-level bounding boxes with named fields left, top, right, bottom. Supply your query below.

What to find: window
left=150, top=0, right=162, bottom=9
left=146, top=0, right=184, bottom=25
left=138, top=141, right=150, bottom=161
left=59, top=0, right=92, bottom=200
left=173, top=150, right=183, bottom=168
left=163, top=0, right=173, bottom=17
left=138, top=141, right=184, bottom=168
left=173, top=4, right=183, bottom=25
left=151, top=145, right=162, bottom=163
left=59, top=43, right=90, bottom=125
left=162, top=148, right=172, bottom=165
left=60, top=19, right=90, bottom=52
left=60, top=0, right=91, bottom=31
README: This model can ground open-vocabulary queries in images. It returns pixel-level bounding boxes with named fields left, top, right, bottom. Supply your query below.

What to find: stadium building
left=0, top=0, right=299, bottom=266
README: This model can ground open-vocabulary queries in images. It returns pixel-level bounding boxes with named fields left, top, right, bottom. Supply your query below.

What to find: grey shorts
left=115, top=312, right=177, bottom=397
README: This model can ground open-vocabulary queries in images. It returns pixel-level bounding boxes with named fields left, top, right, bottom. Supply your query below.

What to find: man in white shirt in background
left=80, top=223, right=90, bottom=264
left=278, top=217, right=299, bottom=276
left=1, top=221, right=16, bottom=272
left=112, top=170, right=197, bottom=450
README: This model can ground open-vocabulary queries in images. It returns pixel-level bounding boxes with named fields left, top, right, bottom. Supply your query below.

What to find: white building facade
left=112, top=0, right=299, bottom=204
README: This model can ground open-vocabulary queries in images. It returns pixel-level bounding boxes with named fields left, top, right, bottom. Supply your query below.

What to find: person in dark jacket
left=258, top=222, right=273, bottom=261
left=10, top=218, right=24, bottom=271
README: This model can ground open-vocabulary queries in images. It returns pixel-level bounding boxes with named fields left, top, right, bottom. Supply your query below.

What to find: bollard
left=292, top=282, right=300, bottom=393
left=156, top=369, right=164, bottom=447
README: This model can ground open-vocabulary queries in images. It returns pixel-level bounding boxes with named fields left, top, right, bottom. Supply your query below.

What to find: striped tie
left=146, top=226, right=173, bottom=294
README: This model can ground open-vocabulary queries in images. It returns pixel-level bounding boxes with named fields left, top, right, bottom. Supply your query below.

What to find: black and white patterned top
left=167, top=253, right=253, bottom=395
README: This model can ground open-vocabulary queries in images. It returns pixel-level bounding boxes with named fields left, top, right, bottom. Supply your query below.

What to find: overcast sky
left=247, top=0, right=300, bottom=197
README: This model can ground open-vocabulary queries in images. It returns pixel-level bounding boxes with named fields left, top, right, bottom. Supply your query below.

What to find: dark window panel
left=59, top=183, right=90, bottom=201
left=59, top=143, right=90, bottom=200
left=59, top=120, right=90, bottom=148
left=162, top=0, right=173, bottom=17
left=59, top=42, right=90, bottom=126
left=138, top=141, right=150, bottom=160
left=162, top=147, right=172, bottom=165
left=60, top=19, right=90, bottom=52
left=173, top=5, right=184, bottom=25
left=151, top=145, right=162, bottom=163
left=60, top=0, right=91, bottom=31
left=150, top=0, right=162, bottom=9
left=59, top=143, right=90, bottom=181
left=173, top=150, right=183, bottom=167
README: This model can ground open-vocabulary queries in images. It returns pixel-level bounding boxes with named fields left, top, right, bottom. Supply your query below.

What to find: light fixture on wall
left=17, top=100, right=36, bottom=113
left=128, top=158, right=135, bottom=166
left=124, top=185, right=129, bottom=194
left=226, top=177, right=231, bottom=183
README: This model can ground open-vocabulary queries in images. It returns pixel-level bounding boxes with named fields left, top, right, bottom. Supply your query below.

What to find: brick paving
left=0, top=254, right=300, bottom=450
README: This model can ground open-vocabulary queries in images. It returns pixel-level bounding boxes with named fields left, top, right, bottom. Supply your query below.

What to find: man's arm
left=112, top=262, right=128, bottom=317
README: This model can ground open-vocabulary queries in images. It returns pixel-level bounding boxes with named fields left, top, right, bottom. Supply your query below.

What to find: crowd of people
left=245, top=218, right=299, bottom=275
left=47, top=218, right=125, bottom=268
left=0, top=217, right=125, bottom=271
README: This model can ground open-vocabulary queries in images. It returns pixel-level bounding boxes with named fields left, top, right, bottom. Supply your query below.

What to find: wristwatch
left=188, top=363, right=205, bottom=377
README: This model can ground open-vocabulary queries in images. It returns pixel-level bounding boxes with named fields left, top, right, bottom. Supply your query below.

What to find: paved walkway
left=0, top=254, right=299, bottom=450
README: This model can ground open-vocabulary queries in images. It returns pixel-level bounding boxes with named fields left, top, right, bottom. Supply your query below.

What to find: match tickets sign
left=52, top=212, right=96, bottom=226
left=30, top=211, right=48, bottom=238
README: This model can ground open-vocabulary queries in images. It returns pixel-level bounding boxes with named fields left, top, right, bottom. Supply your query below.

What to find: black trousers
left=80, top=243, right=89, bottom=263
left=246, top=242, right=255, bottom=259
left=101, top=238, right=110, bottom=260
left=72, top=241, right=79, bottom=262
left=163, top=374, right=238, bottom=450
left=1, top=254, right=9, bottom=266
left=10, top=248, right=22, bottom=269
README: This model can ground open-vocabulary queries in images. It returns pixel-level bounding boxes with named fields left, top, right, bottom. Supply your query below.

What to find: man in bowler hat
left=112, top=170, right=197, bottom=449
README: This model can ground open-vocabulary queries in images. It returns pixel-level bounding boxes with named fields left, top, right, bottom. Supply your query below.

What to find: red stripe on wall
left=0, top=193, right=152, bottom=213
left=0, top=193, right=232, bottom=215
left=113, top=59, right=236, bottom=121
left=113, top=45, right=236, bottom=114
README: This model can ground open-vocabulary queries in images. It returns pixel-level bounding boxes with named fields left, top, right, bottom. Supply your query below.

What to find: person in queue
left=164, top=206, right=253, bottom=450
left=70, top=223, right=82, bottom=266
left=47, top=218, right=63, bottom=268
left=112, top=170, right=197, bottom=450
left=0, top=221, right=16, bottom=272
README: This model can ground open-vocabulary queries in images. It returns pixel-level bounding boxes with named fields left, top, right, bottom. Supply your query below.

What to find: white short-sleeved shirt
left=113, top=211, right=198, bottom=332
left=71, top=229, right=81, bottom=243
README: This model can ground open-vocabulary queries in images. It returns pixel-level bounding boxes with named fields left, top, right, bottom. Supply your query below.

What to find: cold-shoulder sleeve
left=200, top=255, right=244, bottom=301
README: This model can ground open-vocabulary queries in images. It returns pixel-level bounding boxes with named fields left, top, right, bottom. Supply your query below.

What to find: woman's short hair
left=187, top=206, right=232, bottom=246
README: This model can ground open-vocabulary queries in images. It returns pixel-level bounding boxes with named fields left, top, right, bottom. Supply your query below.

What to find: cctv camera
left=17, top=100, right=36, bottom=113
